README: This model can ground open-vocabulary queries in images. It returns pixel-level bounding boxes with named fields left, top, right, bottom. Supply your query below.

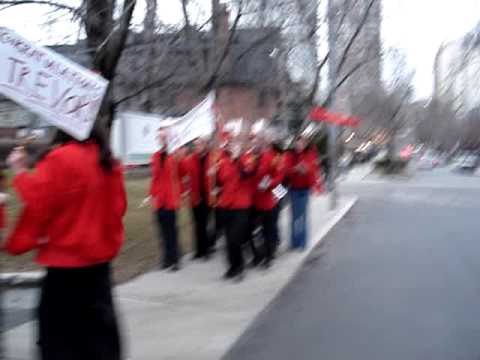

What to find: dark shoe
left=249, top=256, right=263, bottom=268
left=262, top=259, right=272, bottom=269
left=170, top=263, right=181, bottom=272
left=224, top=267, right=244, bottom=281
left=223, top=268, right=236, bottom=279
left=161, top=262, right=172, bottom=270
left=192, top=254, right=203, bottom=261
left=233, top=270, right=245, bottom=282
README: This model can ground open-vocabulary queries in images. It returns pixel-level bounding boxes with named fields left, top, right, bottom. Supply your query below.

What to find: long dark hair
left=37, top=122, right=114, bottom=171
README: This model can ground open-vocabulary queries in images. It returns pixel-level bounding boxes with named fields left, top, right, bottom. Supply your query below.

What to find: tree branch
left=114, top=71, right=177, bottom=106
left=335, top=0, right=377, bottom=77
left=321, top=53, right=376, bottom=107
left=94, top=0, right=137, bottom=80
left=203, top=0, right=243, bottom=91
left=307, top=51, right=330, bottom=104
left=0, top=0, right=82, bottom=18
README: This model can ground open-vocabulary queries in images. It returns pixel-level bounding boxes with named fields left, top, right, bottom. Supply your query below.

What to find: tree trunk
left=85, top=0, right=138, bottom=131
left=143, top=0, right=157, bottom=112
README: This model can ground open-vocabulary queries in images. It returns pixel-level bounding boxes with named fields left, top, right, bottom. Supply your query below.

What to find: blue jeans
left=290, top=189, right=310, bottom=249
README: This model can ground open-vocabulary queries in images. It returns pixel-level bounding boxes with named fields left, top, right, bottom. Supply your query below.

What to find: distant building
left=434, top=26, right=480, bottom=116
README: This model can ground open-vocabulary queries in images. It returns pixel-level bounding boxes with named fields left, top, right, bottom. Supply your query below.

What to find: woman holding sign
left=2, top=126, right=127, bottom=360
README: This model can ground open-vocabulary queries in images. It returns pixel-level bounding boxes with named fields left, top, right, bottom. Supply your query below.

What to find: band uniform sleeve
left=5, top=154, right=60, bottom=255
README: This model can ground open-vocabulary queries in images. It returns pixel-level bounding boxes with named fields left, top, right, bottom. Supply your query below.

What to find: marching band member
left=216, top=121, right=255, bottom=280
left=150, top=129, right=182, bottom=271
left=3, top=126, right=127, bottom=360
left=254, top=130, right=287, bottom=267
left=205, top=130, right=228, bottom=250
left=179, top=137, right=211, bottom=259
left=245, top=127, right=264, bottom=266
left=286, top=133, right=320, bottom=250
left=0, top=170, right=8, bottom=238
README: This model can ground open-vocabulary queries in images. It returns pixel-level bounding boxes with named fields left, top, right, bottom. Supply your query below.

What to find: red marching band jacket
left=150, top=151, right=182, bottom=210
left=286, top=147, right=322, bottom=190
left=5, top=142, right=127, bottom=268
left=204, top=149, right=224, bottom=208
left=216, top=151, right=257, bottom=210
left=254, top=148, right=287, bottom=211
left=178, top=152, right=209, bottom=208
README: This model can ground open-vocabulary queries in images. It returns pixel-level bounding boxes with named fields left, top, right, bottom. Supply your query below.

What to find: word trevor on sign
left=0, top=27, right=109, bottom=140
left=309, top=106, right=360, bottom=128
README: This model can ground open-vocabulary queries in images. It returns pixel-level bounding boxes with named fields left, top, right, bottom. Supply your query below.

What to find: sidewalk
left=339, top=163, right=375, bottom=183
left=4, top=195, right=357, bottom=360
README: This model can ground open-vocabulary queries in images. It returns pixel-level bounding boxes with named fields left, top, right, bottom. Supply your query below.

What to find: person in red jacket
left=286, top=135, right=320, bottom=250
left=0, top=170, right=8, bottom=238
left=205, top=131, right=229, bottom=250
left=217, top=139, right=257, bottom=280
left=150, top=129, right=182, bottom=271
left=179, top=137, right=211, bottom=259
left=2, top=126, right=127, bottom=360
left=254, top=137, right=287, bottom=267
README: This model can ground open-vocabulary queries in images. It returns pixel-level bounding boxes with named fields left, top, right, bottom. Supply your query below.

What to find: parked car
left=455, top=154, right=479, bottom=173
left=417, top=153, right=437, bottom=170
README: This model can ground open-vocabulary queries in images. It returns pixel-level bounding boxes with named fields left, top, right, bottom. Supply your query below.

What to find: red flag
left=308, top=107, right=360, bottom=128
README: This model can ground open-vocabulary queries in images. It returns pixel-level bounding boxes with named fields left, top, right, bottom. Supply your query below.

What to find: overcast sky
left=1, top=0, right=479, bottom=100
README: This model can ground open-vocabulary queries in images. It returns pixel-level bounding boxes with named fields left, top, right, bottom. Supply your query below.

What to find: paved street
left=225, top=167, right=480, bottom=360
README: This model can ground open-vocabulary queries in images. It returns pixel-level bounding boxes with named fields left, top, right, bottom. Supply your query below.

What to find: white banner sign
left=168, top=92, right=216, bottom=153
left=0, top=27, right=109, bottom=140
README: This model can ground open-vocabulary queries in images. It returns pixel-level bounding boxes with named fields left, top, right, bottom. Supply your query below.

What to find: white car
left=417, top=154, right=437, bottom=170
left=455, top=154, right=478, bottom=173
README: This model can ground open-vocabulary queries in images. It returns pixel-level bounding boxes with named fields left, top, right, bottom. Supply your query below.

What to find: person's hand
left=0, top=193, right=10, bottom=205
left=7, top=147, right=28, bottom=175
left=181, top=191, right=190, bottom=200
left=258, top=176, right=271, bottom=191
left=207, top=164, right=218, bottom=176
left=139, top=196, right=152, bottom=208
left=295, top=162, right=306, bottom=174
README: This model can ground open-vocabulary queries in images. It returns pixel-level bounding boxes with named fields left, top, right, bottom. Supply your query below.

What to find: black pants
left=156, top=209, right=179, bottom=266
left=247, top=208, right=263, bottom=261
left=38, top=263, right=121, bottom=360
left=272, top=205, right=281, bottom=252
left=224, top=209, right=249, bottom=272
left=213, top=207, right=226, bottom=246
left=259, top=209, right=279, bottom=263
left=193, top=202, right=209, bottom=257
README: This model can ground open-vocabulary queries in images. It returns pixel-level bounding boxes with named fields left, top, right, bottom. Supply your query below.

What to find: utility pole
left=327, top=0, right=338, bottom=210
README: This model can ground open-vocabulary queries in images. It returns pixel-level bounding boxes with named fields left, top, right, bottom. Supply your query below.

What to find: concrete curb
left=0, top=271, right=44, bottom=287
left=311, top=197, right=357, bottom=247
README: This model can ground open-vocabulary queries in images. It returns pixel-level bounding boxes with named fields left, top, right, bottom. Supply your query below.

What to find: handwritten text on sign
left=0, top=27, right=109, bottom=140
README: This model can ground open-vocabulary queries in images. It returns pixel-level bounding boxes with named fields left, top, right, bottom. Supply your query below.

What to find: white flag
left=167, top=92, right=216, bottom=153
